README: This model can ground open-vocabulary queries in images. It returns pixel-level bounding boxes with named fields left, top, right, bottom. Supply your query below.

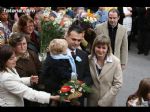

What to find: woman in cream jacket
left=87, top=34, right=123, bottom=106
left=0, top=45, right=60, bottom=107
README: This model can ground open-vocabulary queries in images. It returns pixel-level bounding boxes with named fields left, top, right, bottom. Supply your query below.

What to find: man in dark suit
left=65, top=24, right=93, bottom=106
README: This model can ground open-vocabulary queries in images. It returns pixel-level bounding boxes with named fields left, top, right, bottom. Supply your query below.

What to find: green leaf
left=40, top=20, right=65, bottom=53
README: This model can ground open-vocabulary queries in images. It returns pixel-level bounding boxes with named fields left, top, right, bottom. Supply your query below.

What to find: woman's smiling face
left=95, top=44, right=108, bottom=59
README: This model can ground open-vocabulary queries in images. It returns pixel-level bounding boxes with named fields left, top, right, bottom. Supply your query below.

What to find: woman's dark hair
left=0, top=45, right=14, bottom=71
left=9, top=32, right=28, bottom=47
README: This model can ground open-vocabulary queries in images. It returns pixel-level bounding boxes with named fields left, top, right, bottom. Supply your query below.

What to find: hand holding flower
left=50, top=95, right=60, bottom=101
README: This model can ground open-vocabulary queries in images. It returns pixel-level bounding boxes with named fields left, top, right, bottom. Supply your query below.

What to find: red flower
left=60, top=86, right=71, bottom=93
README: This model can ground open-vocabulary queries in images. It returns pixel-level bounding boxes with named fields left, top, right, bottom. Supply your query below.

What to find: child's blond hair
left=49, top=39, right=68, bottom=55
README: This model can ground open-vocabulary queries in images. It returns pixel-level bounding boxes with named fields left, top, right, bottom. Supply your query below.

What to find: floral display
left=58, top=79, right=92, bottom=103
left=82, top=9, right=98, bottom=24
left=40, top=19, right=65, bottom=53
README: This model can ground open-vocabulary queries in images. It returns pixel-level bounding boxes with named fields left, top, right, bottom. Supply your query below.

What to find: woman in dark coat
left=9, top=32, right=43, bottom=106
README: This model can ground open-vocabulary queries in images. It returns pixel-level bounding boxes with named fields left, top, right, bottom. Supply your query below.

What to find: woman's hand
left=50, top=95, right=60, bottom=101
left=30, top=75, right=39, bottom=85
left=50, top=95, right=70, bottom=102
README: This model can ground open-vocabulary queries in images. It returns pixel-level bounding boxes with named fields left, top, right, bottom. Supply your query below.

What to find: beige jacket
left=87, top=54, right=123, bottom=106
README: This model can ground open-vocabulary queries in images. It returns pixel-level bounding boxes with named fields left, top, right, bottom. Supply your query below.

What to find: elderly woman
left=0, top=45, right=60, bottom=107
left=8, top=32, right=42, bottom=106
left=87, top=34, right=123, bottom=106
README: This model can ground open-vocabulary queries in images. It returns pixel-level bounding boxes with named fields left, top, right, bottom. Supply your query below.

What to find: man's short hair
left=108, top=8, right=120, bottom=17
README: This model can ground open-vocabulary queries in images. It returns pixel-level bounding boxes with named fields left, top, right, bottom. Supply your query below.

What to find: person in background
left=66, top=7, right=75, bottom=19
left=75, top=7, right=87, bottom=19
left=95, top=8, right=128, bottom=70
left=0, top=45, right=60, bottom=107
left=87, top=34, right=123, bottom=106
left=59, top=14, right=72, bottom=32
left=0, top=7, right=14, bottom=41
left=33, top=11, right=43, bottom=33
left=95, top=7, right=108, bottom=24
left=49, top=11, right=58, bottom=21
left=126, top=78, right=150, bottom=107
left=136, top=7, right=150, bottom=56
left=18, top=14, right=40, bottom=54
left=0, top=21, right=6, bottom=47
left=122, top=7, right=132, bottom=50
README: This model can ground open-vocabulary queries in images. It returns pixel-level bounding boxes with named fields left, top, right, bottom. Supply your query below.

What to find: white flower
left=76, top=56, right=82, bottom=62
left=70, top=80, right=75, bottom=83
left=70, top=89, right=75, bottom=93
left=78, top=87, right=83, bottom=92
left=65, top=93, right=68, bottom=95
left=75, top=85, right=79, bottom=89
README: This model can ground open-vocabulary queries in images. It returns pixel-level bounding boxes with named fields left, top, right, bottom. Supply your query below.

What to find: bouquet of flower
left=40, top=19, right=65, bottom=53
left=58, top=79, right=92, bottom=102
left=81, top=10, right=98, bottom=24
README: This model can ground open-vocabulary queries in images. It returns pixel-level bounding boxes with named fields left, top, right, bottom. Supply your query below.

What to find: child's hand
left=30, top=75, right=39, bottom=85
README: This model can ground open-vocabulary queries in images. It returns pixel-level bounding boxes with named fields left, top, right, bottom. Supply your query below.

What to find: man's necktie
left=71, top=51, right=76, bottom=60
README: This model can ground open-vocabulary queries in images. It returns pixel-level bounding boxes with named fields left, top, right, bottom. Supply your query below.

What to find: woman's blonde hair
left=90, top=34, right=112, bottom=59
left=49, top=39, right=68, bottom=55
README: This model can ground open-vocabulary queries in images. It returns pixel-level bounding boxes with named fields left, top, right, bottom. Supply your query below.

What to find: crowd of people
left=0, top=7, right=150, bottom=107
